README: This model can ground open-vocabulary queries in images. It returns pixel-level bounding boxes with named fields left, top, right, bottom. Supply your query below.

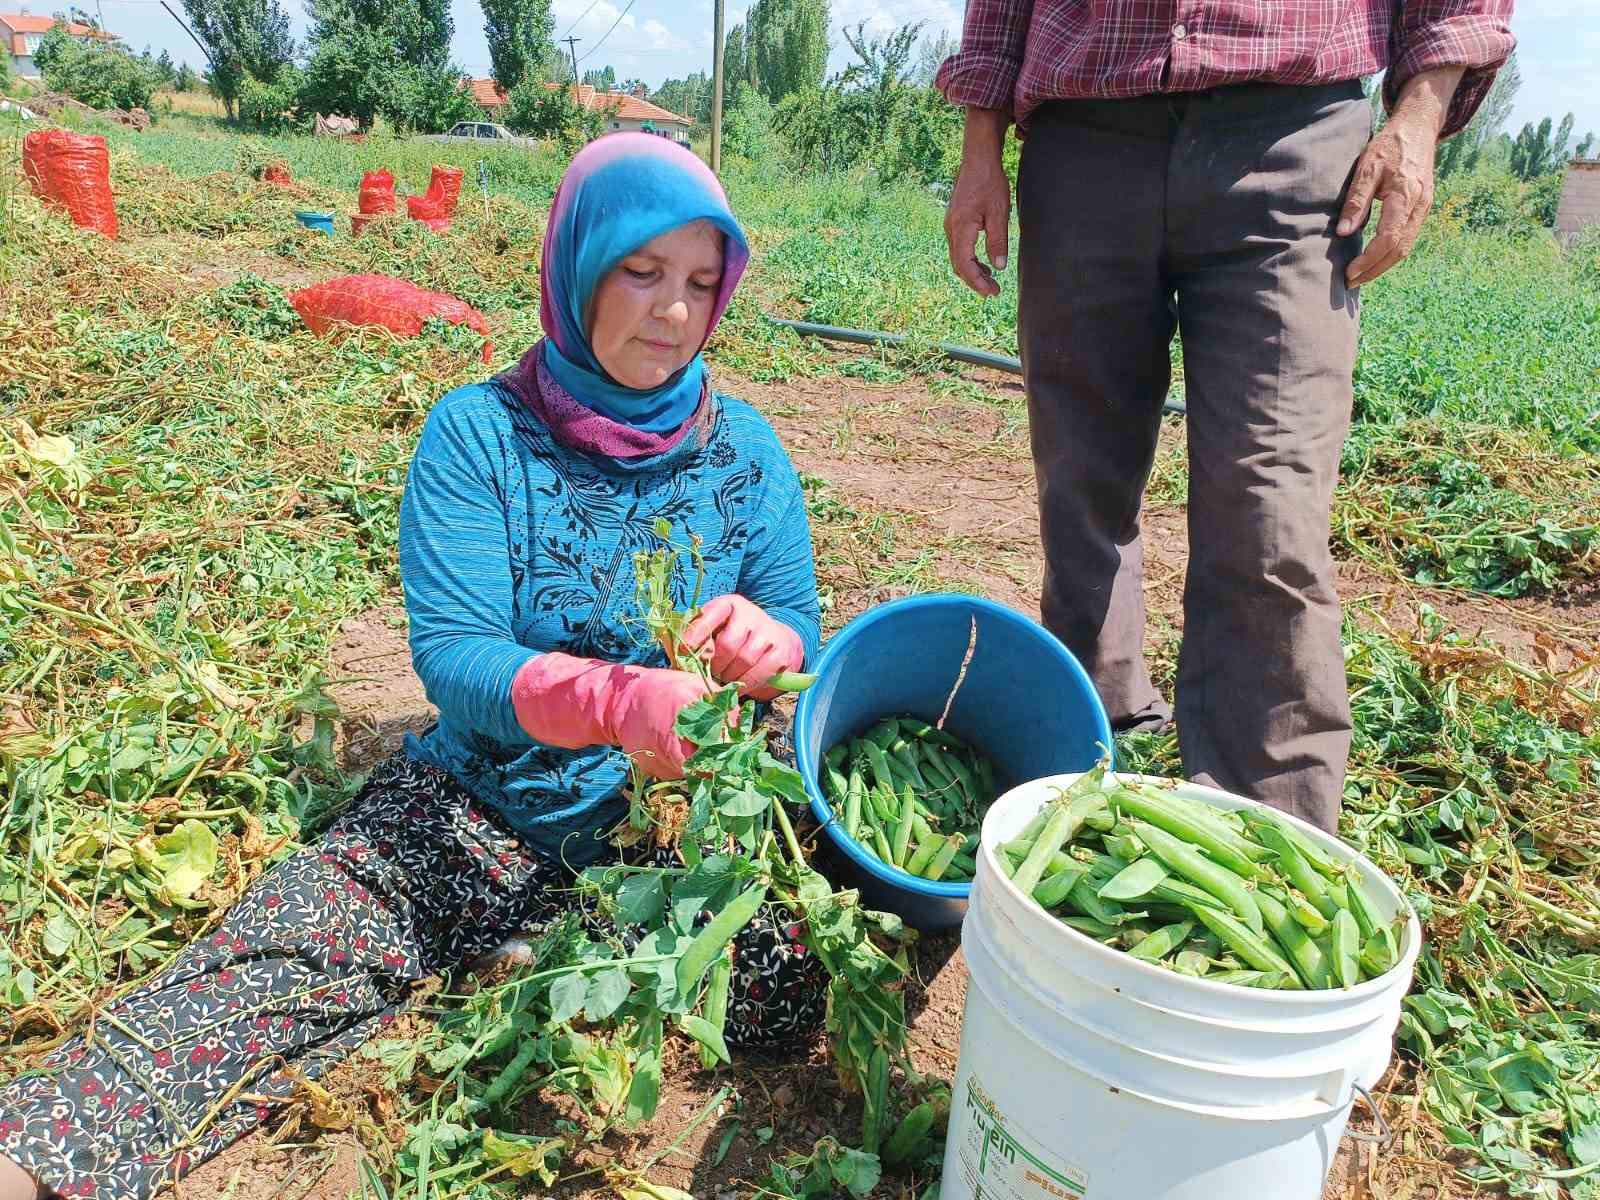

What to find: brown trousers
left=1017, top=81, right=1371, bottom=832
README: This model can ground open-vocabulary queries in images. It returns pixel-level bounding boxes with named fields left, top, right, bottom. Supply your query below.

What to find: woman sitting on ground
left=0, top=133, right=822, bottom=1200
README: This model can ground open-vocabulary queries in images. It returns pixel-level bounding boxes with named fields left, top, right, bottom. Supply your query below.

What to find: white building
left=2, top=11, right=120, bottom=81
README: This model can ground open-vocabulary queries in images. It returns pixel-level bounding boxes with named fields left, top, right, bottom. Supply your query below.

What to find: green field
left=2, top=110, right=1599, bottom=1199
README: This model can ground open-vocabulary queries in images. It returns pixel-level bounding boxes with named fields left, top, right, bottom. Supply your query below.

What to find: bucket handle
left=1343, top=1083, right=1395, bottom=1149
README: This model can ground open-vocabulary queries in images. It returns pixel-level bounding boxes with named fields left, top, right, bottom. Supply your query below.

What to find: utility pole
left=710, top=0, right=724, bottom=173
left=563, top=35, right=581, bottom=89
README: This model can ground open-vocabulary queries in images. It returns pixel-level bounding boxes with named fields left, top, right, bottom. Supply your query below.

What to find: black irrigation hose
left=763, top=314, right=1189, bottom=417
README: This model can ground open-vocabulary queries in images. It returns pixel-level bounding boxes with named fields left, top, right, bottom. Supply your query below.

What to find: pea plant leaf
left=548, top=971, right=587, bottom=1025
left=151, top=819, right=217, bottom=900
left=584, top=967, right=632, bottom=1022
left=614, top=872, right=667, bottom=927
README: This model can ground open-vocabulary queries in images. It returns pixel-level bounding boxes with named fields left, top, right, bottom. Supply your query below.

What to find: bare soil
left=159, top=358, right=1582, bottom=1200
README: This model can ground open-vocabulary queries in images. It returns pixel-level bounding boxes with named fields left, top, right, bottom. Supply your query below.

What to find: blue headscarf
left=538, top=133, right=751, bottom=433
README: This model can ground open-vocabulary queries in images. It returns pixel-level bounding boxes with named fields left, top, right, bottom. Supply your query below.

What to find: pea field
left=2, top=101, right=1599, bottom=1200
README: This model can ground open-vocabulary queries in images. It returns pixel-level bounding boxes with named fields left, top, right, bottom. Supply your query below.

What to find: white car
left=423, top=121, right=537, bottom=146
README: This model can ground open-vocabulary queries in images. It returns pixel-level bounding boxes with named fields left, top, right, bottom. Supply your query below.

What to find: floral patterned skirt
left=0, top=753, right=827, bottom=1200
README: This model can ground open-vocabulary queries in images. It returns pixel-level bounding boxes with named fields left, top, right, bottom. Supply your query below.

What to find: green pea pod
left=1133, top=822, right=1264, bottom=934
left=1252, top=822, right=1338, bottom=920
left=676, top=884, right=766, bottom=1002
left=1128, top=919, right=1194, bottom=963
left=1185, top=903, right=1301, bottom=984
left=892, top=783, right=916, bottom=867
left=697, top=953, right=732, bottom=1068
left=950, top=851, right=977, bottom=876
left=862, top=1045, right=890, bottom=1154
left=1061, top=915, right=1121, bottom=939
left=1110, top=785, right=1268, bottom=879
left=767, top=671, right=817, bottom=693
left=1331, top=909, right=1361, bottom=989
left=924, top=834, right=966, bottom=881
left=872, top=825, right=894, bottom=864
left=1255, top=888, right=1333, bottom=990
left=1361, top=928, right=1397, bottom=978
left=1067, top=876, right=1138, bottom=926
left=905, top=836, right=940, bottom=877
left=882, top=1101, right=937, bottom=1167
left=1239, top=807, right=1344, bottom=878
left=1013, top=775, right=1109, bottom=896
left=861, top=738, right=898, bottom=795
left=1172, top=948, right=1212, bottom=976
left=1206, top=968, right=1294, bottom=989
left=1098, top=856, right=1169, bottom=902
left=1341, top=870, right=1382, bottom=942
left=865, top=718, right=901, bottom=748
left=1031, top=863, right=1087, bottom=909
left=844, top=768, right=865, bottom=838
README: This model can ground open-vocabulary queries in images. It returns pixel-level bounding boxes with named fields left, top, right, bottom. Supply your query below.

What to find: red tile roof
left=2, top=12, right=117, bottom=36
left=466, top=78, right=690, bottom=126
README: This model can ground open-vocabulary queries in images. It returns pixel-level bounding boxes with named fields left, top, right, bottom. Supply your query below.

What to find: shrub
left=381, top=63, right=482, bottom=134
left=504, top=81, right=602, bottom=149
left=1437, top=169, right=1541, bottom=239
left=237, top=65, right=303, bottom=133
left=723, top=82, right=779, bottom=162
left=34, top=24, right=161, bottom=111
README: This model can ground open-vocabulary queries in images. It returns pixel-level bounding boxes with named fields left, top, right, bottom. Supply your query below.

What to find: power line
left=558, top=0, right=604, bottom=40
left=575, top=0, right=637, bottom=64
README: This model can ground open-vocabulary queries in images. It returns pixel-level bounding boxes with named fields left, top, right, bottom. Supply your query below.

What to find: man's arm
left=1337, top=66, right=1462, bottom=288
left=1383, top=0, right=1515, bottom=139
left=1336, top=1, right=1515, bottom=287
left=937, top=0, right=1032, bottom=297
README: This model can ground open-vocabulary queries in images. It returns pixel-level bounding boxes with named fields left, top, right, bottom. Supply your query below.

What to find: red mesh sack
left=261, top=162, right=292, bottom=186
left=407, top=165, right=463, bottom=220
left=358, top=169, right=395, bottom=215
left=289, top=274, right=492, bottom=363
left=21, top=130, right=118, bottom=239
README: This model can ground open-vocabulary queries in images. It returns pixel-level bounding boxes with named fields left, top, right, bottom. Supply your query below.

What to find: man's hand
left=1337, top=66, right=1464, bottom=288
left=945, top=107, right=1012, bottom=297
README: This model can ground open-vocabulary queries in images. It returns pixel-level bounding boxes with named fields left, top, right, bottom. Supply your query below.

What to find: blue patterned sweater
left=398, top=381, right=821, bottom=867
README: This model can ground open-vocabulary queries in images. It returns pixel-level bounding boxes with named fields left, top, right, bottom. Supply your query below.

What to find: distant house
left=1, top=11, right=119, bottom=81
left=1555, top=159, right=1600, bottom=246
left=467, top=79, right=692, bottom=146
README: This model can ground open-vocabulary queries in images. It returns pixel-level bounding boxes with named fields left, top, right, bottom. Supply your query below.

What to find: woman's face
left=588, top=219, right=724, bottom=390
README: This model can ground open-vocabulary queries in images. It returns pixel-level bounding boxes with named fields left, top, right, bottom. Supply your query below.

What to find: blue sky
left=62, top=0, right=1600, bottom=140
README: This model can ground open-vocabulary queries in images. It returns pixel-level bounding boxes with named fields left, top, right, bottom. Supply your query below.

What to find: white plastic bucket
left=940, top=773, right=1421, bottom=1200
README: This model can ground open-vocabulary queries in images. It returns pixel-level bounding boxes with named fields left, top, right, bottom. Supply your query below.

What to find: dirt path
left=164, top=358, right=1578, bottom=1200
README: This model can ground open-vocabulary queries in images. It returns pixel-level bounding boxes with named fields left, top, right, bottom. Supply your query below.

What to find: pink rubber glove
left=510, top=652, right=714, bottom=780
left=681, top=594, right=804, bottom=702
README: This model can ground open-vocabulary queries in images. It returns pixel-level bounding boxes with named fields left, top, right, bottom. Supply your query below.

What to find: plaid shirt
left=936, top=1, right=1515, bottom=137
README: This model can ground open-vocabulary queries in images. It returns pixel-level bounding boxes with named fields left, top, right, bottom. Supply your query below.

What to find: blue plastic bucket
left=795, top=594, right=1113, bottom=931
left=294, top=210, right=335, bottom=235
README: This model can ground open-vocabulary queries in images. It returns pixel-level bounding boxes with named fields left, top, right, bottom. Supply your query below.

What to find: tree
left=155, top=48, right=176, bottom=84
left=1437, top=52, right=1520, bottom=179
left=384, top=62, right=481, bottom=132
left=504, top=76, right=604, bottom=147
left=721, top=22, right=746, bottom=94
left=913, top=27, right=956, bottom=87
left=582, top=64, right=615, bottom=92
left=300, top=0, right=456, bottom=128
left=653, top=72, right=711, bottom=125
left=481, top=0, right=552, bottom=93
left=34, top=23, right=161, bottom=110
left=1510, top=111, right=1579, bottom=181
left=179, top=0, right=296, bottom=120
left=744, top=0, right=828, bottom=101
left=174, top=63, right=198, bottom=91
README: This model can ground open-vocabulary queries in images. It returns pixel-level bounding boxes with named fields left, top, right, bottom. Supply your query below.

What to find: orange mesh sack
left=261, top=162, right=293, bottom=186
left=358, top=169, right=396, bottom=214
left=407, top=165, right=464, bottom=220
left=22, top=130, right=118, bottom=238
left=289, top=274, right=492, bottom=363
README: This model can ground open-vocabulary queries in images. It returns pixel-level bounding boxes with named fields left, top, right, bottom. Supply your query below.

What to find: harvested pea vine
left=390, top=521, right=949, bottom=1195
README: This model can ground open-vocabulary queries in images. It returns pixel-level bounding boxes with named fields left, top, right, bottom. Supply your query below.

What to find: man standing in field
left=938, top=2, right=1513, bottom=832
